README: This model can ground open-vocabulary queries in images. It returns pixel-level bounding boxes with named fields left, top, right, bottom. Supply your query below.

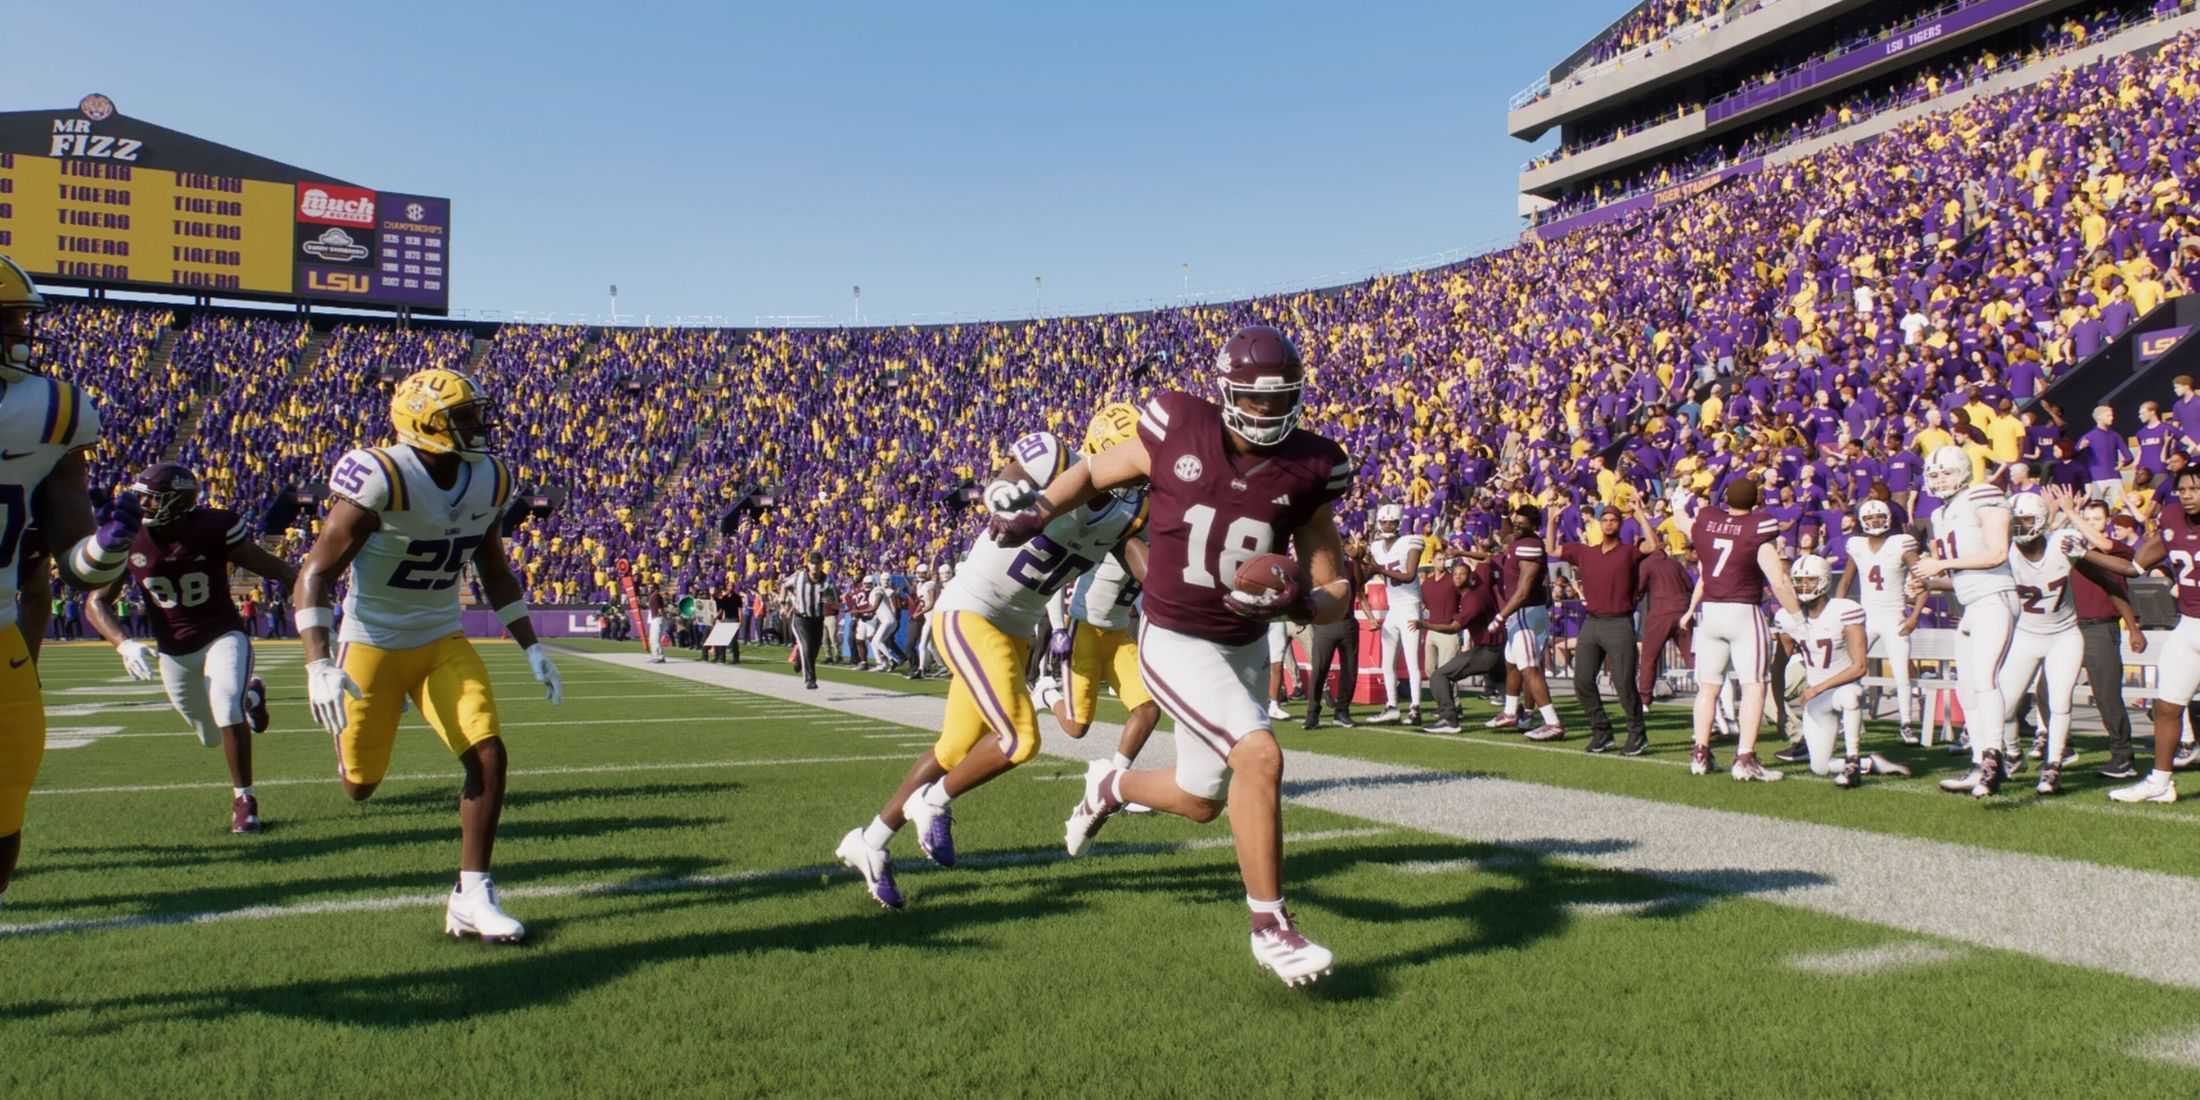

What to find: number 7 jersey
left=328, top=443, right=516, bottom=650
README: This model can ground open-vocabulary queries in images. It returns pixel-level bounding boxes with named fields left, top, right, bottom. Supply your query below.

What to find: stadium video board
left=0, top=94, right=450, bottom=313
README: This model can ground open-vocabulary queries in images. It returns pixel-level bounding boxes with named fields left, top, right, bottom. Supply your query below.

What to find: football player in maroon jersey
left=997, top=324, right=1355, bottom=987
left=1685, top=478, right=1807, bottom=781
left=2112, top=466, right=2200, bottom=802
left=85, top=464, right=296, bottom=832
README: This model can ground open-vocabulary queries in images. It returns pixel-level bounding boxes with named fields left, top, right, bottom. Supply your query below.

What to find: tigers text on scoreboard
left=0, top=95, right=451, bottom=314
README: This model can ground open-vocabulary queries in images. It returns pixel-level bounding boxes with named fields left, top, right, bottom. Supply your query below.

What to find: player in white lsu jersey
left=1366, top=502, right=1428, bottom=724
left=294, top=368, right=564, bottom=943
left=1836, top=498, right=1927, bottom=743
left=833, top=419, right=1146, bottom=909
left=1989, top=489, right=2140, bottom=795
left=1911, top=445, right=2020, bottom=796
left=1778, top=556, right=1912, bottom=787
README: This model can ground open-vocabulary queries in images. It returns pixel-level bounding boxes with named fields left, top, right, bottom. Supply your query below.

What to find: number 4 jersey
left=1135, top=391, right=1352, bottom=646
left=126, top=507, right=252, bottom=655
left=936, top=430, right=1148, bottom=636
left=328, top=444, right=516, bottom=650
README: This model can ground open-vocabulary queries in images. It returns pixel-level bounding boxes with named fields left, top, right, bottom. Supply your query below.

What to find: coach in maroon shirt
left=2071, top=497, right=2146, bottom=776
left=1424, top=559, right=1506, bottom=732
left=1551, top=503, right=1658, bottom=754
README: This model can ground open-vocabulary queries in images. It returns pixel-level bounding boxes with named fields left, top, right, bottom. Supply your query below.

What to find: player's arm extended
left=81, top=575, right=131, bottom=649
left=295, top=499, right=379, bottom=665
left=32, top=451, right=128, bottom=590
left=230, top=540, right=299, bottom=588
left=1022, top=438, right=1152, bottom=526
left=2133, top=529, right=2168, bottom=574
left=2076, top=548, right=2141, bottom=580
left=1756, top=541, right=1805, bottom=620
left=1292, top=504, right=1352, bottom=627
left=471, top=527, right=540, bottom=649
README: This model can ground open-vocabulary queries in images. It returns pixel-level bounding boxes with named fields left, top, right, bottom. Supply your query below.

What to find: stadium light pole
left=853, top=285, right=862, bottom=326
left=609, top=284, right=619, bottom=324
left=1182, top=262, right=1190, bottom=301
left=1034, top=275, right=1043, bottom=318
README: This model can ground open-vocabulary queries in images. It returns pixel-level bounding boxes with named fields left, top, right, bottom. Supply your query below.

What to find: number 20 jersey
left=1135, top=391, right=1352, bottom=647
left=935, top=431, right=1148, bottom=636
left=328, top=443, right=516, bottom=650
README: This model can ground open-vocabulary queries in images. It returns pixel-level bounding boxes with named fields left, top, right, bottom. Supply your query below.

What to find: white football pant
left=1380, top=605, right=1424, bottom=711
left=159, top=630, right=254, bottom=747
left=1800, top=683, right=1863, bottom=775
left=1999, top=626, right=2081, bottom=764
left=1863, top=610, right=1915, bottom=728
left=1956, top=592, right=2019, bottom=763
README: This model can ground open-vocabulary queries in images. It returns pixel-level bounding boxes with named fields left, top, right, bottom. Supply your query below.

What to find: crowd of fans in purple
left=23, top=29, right=2200, bottom=658
left=1527, top=0, right=2184, bottom=226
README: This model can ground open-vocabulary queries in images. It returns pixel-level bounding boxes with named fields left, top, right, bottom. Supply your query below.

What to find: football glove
left=116, top=639, right=156, bottom=682
left=988, top=508, right=1047, bottom=548
left=526, top=643, right=564, bottom=705
left=983, top=478, right=1037, bottom=516
left=306, top=657, right=363, bottom=737
left=1048, top=627, right=1075, bottom=662
left=92, top=491, right=143, bottom=553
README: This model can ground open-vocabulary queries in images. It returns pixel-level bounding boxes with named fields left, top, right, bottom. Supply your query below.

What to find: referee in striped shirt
left=784, top=553, right=828, bottom=690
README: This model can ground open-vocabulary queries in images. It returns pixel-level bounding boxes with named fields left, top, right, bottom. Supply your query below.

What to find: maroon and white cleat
left=230, top=795, right=261, bottom=834
left=1525, top=723, right=1566, bottom=742
left=1689, top=743, right=1715, bottom=776
left=1250, top=909, right=1333, bottom=987
left=1483, top=713, right=1521, bottom=731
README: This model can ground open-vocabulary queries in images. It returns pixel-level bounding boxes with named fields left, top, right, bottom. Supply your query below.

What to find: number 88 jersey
left=328, top=444, right=515, bottom=650
left=125, top=507, right=250, bottom=655
left=1134, top=391, right=1352, bottom=647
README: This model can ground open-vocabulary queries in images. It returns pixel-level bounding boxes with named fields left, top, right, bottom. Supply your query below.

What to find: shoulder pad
left=330, top=448, right=406, bottom=513
left=213, top=508, right=252, bottom=547
left=487, top=455, right=515, bottom=507
left=42, top=378, right=100, bottom=450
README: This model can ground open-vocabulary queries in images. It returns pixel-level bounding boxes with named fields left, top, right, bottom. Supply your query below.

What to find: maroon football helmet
left=130, top=462, right=201, bottom=527
left=1213, top=324, right=1305, bottom=447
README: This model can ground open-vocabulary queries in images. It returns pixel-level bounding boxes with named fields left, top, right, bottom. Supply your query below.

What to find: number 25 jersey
left=1135, top=391, right=1352, bottom=647
left=328, top=443, right=516, bottom=650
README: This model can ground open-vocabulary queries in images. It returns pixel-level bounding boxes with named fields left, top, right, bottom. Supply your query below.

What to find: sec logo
left=129, top=552, right=147, bottom=568
left=1174, top=455, right=1203, bottom=482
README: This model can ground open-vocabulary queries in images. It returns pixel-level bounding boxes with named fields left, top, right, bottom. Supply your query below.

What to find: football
left=1232, top=552, right=1305, bottom=610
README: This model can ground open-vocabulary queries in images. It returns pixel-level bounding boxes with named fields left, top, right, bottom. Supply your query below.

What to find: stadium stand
left=22, top=20, right=2200, bottom=640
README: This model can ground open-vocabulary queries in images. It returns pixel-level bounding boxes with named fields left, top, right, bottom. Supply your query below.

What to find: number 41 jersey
left=1136, top=391, right=1352, bottom=647
left=328, top=443, right=515, bottom=650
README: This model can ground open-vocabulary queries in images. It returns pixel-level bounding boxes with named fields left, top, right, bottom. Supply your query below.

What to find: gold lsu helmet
left=1084, top=401, right=1140, bottom=455
left=0, top=255, right=49, bottom=382
left=391, top=367, right=496, bottom=455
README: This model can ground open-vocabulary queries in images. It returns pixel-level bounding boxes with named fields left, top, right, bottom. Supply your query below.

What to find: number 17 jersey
left=328, top=443, right=516, bottom=650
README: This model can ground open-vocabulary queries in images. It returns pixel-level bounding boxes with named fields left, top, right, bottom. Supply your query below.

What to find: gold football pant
left=929, top=611, right=1039, bottom=766
left=0, top=624, right=43, bottom=836
left=1066, top=621, right=1151, bottom=723
left=333, top=634, right=503, bottom=786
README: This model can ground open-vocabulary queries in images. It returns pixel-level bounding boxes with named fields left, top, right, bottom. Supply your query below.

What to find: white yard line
left=563, top=649, right=2200, bottom=992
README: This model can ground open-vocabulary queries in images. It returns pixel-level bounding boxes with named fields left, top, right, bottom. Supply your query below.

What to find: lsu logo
left=2139, top=329, right=2189, bottom=362
left=308, top=269, right=370, bottom=295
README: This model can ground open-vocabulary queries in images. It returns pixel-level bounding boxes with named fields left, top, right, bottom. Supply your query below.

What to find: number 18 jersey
left=1134, top=391, right=1351, bottom=647
left=328, top=443, right=516, bottom=650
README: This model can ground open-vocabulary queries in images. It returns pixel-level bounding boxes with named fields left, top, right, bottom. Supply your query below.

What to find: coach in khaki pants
left=1419, top=560, right=1463, bottom=681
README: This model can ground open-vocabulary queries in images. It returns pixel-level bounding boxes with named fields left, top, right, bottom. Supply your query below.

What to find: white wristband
left=496, top=601, right=531, bottom=627
left=295, top=607, right=335, bottom=633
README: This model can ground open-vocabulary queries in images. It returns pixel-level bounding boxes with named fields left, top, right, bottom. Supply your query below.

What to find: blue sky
left=15, top=0, right=1619, bottom=323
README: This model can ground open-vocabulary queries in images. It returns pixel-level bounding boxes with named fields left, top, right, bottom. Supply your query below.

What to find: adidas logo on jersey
left=1271, top=494, right=1290, bottom=505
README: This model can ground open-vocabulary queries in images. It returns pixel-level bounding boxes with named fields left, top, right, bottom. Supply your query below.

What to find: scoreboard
left=0, top=95, right=450, bottom=313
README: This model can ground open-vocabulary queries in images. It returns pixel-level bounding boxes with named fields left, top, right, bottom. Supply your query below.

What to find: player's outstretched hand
left=983, top=478, right=1037, bottom=516
left=1048, top=627, right=1075, bottom=662
left=527, top=643, right=564, bottom=705
left=116, top=639, right=156, bottom=681
left=989, top=508, right=1047, bottom=548
left=306, top=658, right=363, bottom=736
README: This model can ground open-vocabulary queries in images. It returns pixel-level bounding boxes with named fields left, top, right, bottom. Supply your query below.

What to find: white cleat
left=1939, top=767, right=1985, bottom=794
left=1064, top=759, right=1121, bottom=856
left=1250, top=910, right=1334, bottom=988
left=834, top=828, right=906, bottom=909
left=2109, top=771, right=2179, bottom=804
left=1030, top=674, right=1063, bottom=719
left=1267, top=700, right=1291, bottom=721
left=1369, top=706, right=1401, bottom=725
left=444, top=877, right=526, bottom=943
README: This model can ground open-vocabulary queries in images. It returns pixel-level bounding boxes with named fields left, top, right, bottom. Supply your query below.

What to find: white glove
left=116, top=639, right=157, bottom=682
left=526, top=643, right=563, bottom=705
left=1773, top=609, right=1804, bottom=638
left=983, top=478, right=1037, bottom=516
left=306, top=657, right=363, bottom=737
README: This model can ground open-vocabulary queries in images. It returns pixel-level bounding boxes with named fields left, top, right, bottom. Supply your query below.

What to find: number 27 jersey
left=328, top=444, right=516, bottom=650
left=1135, top=391, right=1352, bottom=647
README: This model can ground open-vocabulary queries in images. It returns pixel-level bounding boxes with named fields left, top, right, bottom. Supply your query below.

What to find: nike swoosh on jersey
left=7, top=657, right=26, bottom=669
left=471, top=512, right=489, bottom=520
left=0, top=450, right=32, bottom=461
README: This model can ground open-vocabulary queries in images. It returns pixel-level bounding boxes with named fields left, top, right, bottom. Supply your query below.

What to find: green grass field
left=7, top=636, right=2200, bottom=1098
